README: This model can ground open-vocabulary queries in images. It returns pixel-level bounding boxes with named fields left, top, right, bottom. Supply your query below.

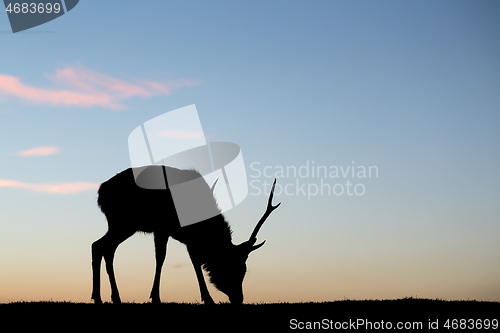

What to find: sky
left=0, top=0, right=499, bottom=304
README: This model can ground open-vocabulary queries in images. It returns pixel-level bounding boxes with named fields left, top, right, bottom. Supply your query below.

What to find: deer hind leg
left=150, top=232, right=168, bottom=304
left=91, top=234, right=106, bottom=304
left=92, top=229, right=134, bottom=304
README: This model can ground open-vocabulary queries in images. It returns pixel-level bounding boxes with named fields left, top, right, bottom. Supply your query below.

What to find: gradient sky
left=0, top=1, right=499, bottom=304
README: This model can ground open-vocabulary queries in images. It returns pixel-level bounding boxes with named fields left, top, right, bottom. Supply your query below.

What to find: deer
left=91, top=165, right=280, bottom=305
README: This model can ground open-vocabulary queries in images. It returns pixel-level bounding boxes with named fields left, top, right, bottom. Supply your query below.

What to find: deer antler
left=249, top=179, right=281, bottom=242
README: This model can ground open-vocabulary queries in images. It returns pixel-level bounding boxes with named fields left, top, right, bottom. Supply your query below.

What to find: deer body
left=91, top=166, right=279, bottom=305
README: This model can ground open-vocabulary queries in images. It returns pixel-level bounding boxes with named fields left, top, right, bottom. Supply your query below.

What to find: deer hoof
left=91, top=293, right=103, bottom=305
left=203, top=298, right=215, bottom=305
left=111, top=295, right=122, bottom=305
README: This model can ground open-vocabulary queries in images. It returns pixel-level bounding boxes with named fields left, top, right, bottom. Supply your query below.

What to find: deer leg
left=188, top=248, right=215, bottom=305
left=150, top=232, right=168, bottom=304
left=100, top=229, right=135, bottom=304
left=91, top=234, right=108, bottom=304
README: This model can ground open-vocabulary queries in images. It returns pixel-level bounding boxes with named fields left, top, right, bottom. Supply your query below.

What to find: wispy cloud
left=155, top=130, right=205, bottom=140
left=0, top=179, right=99, bottom=194
left=0, top=64, right=201, bottom=110
left=17, top=146, right=60, bottom=157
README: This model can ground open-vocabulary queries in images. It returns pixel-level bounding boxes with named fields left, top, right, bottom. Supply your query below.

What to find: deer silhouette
left=91, top=165, right=280, bottom=305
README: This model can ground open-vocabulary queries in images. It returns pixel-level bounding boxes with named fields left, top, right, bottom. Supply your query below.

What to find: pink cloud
left=141, top=79, right=201, bottom=95
left=155, top=130, right=205, bottom=140
left=0, top=179, right=99, bottom=194
left=17, top=146, right=60, bottom=157
left=0, top=64, right=201, bottom=110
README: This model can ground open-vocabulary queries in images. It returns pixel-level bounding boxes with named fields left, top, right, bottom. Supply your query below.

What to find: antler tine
left=249, top=179, right=281, bottom=241
left=211, top=178, right=219, bottom=192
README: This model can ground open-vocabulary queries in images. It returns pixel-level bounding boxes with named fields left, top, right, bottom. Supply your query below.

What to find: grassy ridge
left=1, top=298, right=499, bottom=330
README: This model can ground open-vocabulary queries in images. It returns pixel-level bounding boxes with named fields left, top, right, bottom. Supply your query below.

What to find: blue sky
left=0, top=1, right=499, bottom=303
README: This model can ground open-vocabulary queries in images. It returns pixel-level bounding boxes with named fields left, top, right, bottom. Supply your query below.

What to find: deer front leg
left=150, top=232, right=168, bottom=304
left=188, top=249, right=215, bottom=305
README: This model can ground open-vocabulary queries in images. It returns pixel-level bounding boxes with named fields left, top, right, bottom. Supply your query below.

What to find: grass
left=1, top=298, right=498, bottom=330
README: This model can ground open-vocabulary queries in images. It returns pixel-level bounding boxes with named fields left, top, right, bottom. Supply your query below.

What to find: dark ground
left=1, top=298, right=498, bottom=331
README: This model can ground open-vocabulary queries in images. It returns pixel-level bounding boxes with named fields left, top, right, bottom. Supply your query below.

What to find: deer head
left=204, top=179, right=281, bottom=304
